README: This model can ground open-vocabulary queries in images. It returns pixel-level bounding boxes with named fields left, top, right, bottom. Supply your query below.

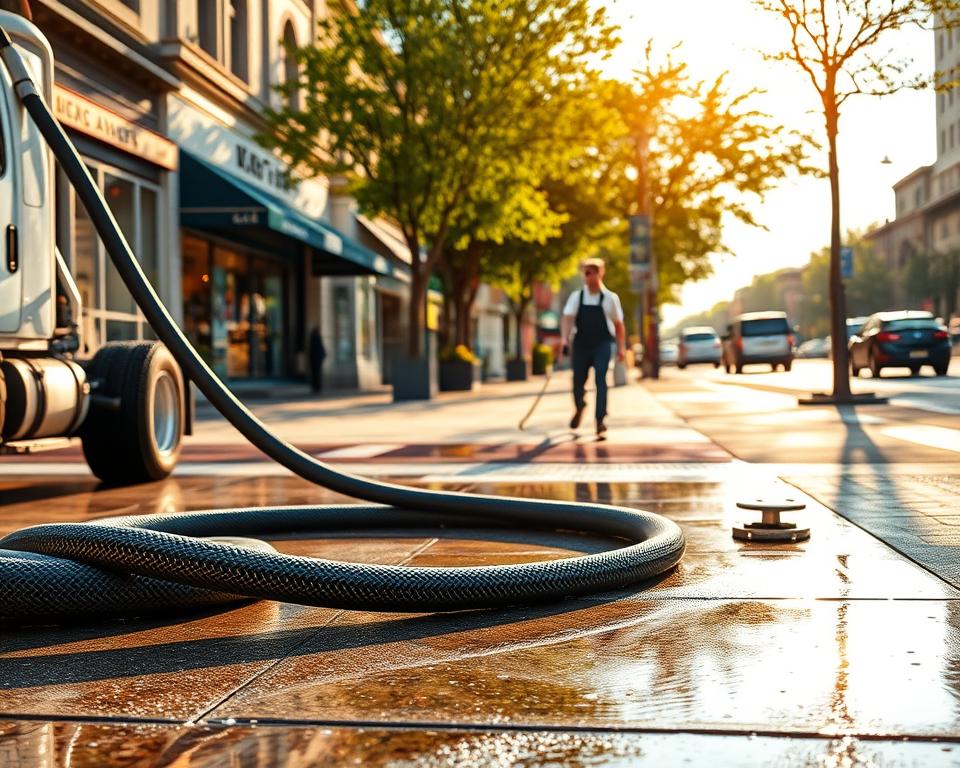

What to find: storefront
left=169, top=92, right=408, bottom=382
left=52, top=88, right=177, bottom=357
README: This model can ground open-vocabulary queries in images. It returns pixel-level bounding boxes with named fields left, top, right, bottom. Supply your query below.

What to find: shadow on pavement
left=0, top=593, right=650, bottom=690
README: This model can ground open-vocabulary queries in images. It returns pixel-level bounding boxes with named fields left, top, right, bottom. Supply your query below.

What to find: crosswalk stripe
left=882, top=425, right=960, bottom=454
left=314, top=444, right=403, bottom=459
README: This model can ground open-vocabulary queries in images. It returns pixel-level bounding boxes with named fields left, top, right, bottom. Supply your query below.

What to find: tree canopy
left=260, top=0, right=615, bottom=359
left=755, top=0, right=960, bottom=399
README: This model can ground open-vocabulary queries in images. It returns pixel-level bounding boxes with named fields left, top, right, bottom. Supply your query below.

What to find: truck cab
left=0, top=12, right=185, bottom=484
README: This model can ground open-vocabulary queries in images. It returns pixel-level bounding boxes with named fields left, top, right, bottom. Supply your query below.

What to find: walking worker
left=560, top=258, right=626, bottom=436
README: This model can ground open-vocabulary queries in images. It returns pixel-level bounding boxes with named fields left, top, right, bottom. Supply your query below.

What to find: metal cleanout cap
left=732, top=497, right=810, bottom=542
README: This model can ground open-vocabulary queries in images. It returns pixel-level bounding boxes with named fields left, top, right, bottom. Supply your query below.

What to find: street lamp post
left=632, top=129, right=659, bottom=379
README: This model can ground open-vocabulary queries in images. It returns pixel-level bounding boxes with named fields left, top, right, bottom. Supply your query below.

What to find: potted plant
left=506, top=357, right=528, bottom=381
left=438, top=344, right=480, bottom=391
left=531, top=343, right=554, bottom=375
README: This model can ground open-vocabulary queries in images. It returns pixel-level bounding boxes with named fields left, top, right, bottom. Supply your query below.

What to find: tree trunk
left=825, top=99, right=852, bottom=401
left=514, top=294, right=530, bottom=359
left=454, top=291, right=469, bottom=348
left=436, top=262, right=452, bottom=350
left=460, top=277, right=481, bottom=348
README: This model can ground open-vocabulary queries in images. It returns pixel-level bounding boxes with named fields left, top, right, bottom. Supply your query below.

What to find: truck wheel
left=81, top=342, right=184, bottom=484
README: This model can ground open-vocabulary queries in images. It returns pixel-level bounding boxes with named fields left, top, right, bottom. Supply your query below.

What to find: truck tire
left=81, top=342, right=184, bottom=484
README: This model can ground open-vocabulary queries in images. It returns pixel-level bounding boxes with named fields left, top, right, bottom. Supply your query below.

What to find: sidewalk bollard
left=732, top=497, right=810, bottom=542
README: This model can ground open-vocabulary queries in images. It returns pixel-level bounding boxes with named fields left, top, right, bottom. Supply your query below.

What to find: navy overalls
left=572, top=289, right=613, bottom=423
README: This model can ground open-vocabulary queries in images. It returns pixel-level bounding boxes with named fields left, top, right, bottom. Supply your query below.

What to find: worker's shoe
left=570, top=406, right=585, bottom=429
left=596, top=419, right=607, bottom=436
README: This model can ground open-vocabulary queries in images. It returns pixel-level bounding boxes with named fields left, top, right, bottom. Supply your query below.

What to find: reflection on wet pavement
left=3, top=720, right=959, bottom=767
left=2, top=473, right=960, bottom=765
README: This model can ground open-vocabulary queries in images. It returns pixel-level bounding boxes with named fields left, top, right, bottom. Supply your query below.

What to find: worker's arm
left=614, top=319, right=626, bottom=362
left=561, top=313, right=575, bottom=356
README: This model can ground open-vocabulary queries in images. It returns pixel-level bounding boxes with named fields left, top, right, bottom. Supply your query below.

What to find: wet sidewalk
left=2, top=377, right=960, bottom=765
left=3, top=479, right=959, bottom=764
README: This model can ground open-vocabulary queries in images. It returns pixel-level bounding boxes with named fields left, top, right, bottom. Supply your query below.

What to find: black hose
left=0, top=29, right=684, bottom=621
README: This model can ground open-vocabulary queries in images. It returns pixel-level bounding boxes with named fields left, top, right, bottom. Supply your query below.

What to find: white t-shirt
left=562, top=286, right=624, bottom=339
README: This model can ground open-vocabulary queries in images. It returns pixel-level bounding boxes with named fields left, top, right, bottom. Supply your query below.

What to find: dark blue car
left=849, top=311, right=951, bottom=377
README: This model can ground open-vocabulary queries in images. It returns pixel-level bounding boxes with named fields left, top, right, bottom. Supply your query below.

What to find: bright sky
left=598, top=0, right=934, bottom=328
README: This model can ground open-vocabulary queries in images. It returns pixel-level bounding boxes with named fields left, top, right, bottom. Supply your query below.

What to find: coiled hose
left=0, top=29, right=684, bottom=622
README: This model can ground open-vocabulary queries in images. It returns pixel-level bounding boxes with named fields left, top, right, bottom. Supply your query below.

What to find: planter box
left=531, top=355, right=552, bottom=375
left=392, top=357, right=436, bottom=401
left=438, top=360, right=478, bottom=391
left=506, top=358, right=528, bottom=381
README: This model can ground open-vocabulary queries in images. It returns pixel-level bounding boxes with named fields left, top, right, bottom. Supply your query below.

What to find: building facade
left=868, top=17, right=960, bottom=318
left=37, top=0, right=411, bottom=389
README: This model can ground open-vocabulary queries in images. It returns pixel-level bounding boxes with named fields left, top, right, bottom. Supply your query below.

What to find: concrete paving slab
left=211, top=598, right=960, bottom=738
left=4, top=466, right=960, bottom=763
left=783, top=471, right=960, bottom=590
left=3, top=720, right=959, bottom=767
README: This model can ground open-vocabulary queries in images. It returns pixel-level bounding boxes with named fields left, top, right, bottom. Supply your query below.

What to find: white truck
left=0, top=11, right=186, bottom=484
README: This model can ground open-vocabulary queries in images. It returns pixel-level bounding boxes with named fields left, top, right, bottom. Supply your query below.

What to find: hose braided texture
left=0, top=30, right=685, bottom=623
left=0, top=504, right=684, bottom=620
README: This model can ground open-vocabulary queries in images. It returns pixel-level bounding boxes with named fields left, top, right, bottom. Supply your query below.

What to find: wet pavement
left=4, top=372, right=960, bottom=765
left=2, top=470, right=960, bottom=766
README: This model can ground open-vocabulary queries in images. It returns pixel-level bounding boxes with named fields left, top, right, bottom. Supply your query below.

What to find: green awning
left=179, top=151, right=404, bottom=279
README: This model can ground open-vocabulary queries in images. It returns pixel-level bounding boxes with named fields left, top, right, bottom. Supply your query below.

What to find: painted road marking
left=314, top=444, right=404, bottom=459
left=883, top=425, right=960, bottom=454
left=1, top=460, right=740, bottom=482
left=890, top=398, right=960, bottom=416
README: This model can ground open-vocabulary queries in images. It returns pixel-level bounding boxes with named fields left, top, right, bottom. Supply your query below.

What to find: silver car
left=678, top=326, right=722, bottom=368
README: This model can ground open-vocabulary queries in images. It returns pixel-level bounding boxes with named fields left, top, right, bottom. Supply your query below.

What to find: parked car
left=677, top=326, right=722, bottom=368
left=721, top=311, right=794, bottom=373
left=659, top=339, right=679, bottom=366
left=849, top=310, right=951, bottom=377
left=797, top=336, right=830, bottom=359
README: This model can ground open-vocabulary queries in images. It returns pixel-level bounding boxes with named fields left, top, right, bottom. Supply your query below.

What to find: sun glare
left=597, top=0, right=935, bottom=327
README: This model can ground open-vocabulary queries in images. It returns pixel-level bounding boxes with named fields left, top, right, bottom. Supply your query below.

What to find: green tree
left=904, top=249, right=960, bottom=317
left=756, top=0, right=960, bottom=401
left=798, top=231, right=893, bottom=338
left=607, top=52, right=810, bottom=346
left=260, top=0, right=614, bottom=361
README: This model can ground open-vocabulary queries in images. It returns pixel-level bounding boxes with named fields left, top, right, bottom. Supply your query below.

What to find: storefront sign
left=236, top=146, right=292, bottom=194
left=169, top=93, right=328, bottom=218
left=53, top=86, right=177, bottom=170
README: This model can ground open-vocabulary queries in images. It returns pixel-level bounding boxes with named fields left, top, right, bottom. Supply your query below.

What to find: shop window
left=140, top=187, right=159, bottom=293
left=73, top=183, right=99, bottom=352
left=182, top=234, right=214, bottom=368
left=104, top=174, right=137, bottom=314
left=360, top=279, right=374, bottom=359
left=334, top=284, right=354, bottom=365
left=198, top=0, right=219, bottom=59
left=228, top=0, right=249, bottom=82
left=63, top=161, right=162, bottom=355
left=106, top=319, right=138, bottom=341
left=283, top=21, right=301, bottom=110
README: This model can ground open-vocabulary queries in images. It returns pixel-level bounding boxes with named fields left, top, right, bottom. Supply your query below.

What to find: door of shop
left=216, top=247, right=288, bottom=379
left=182, top=234, right=289, bottom=380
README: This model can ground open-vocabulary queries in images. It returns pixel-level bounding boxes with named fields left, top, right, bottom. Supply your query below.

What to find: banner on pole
left=629, top=214, right=650, bottom=266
